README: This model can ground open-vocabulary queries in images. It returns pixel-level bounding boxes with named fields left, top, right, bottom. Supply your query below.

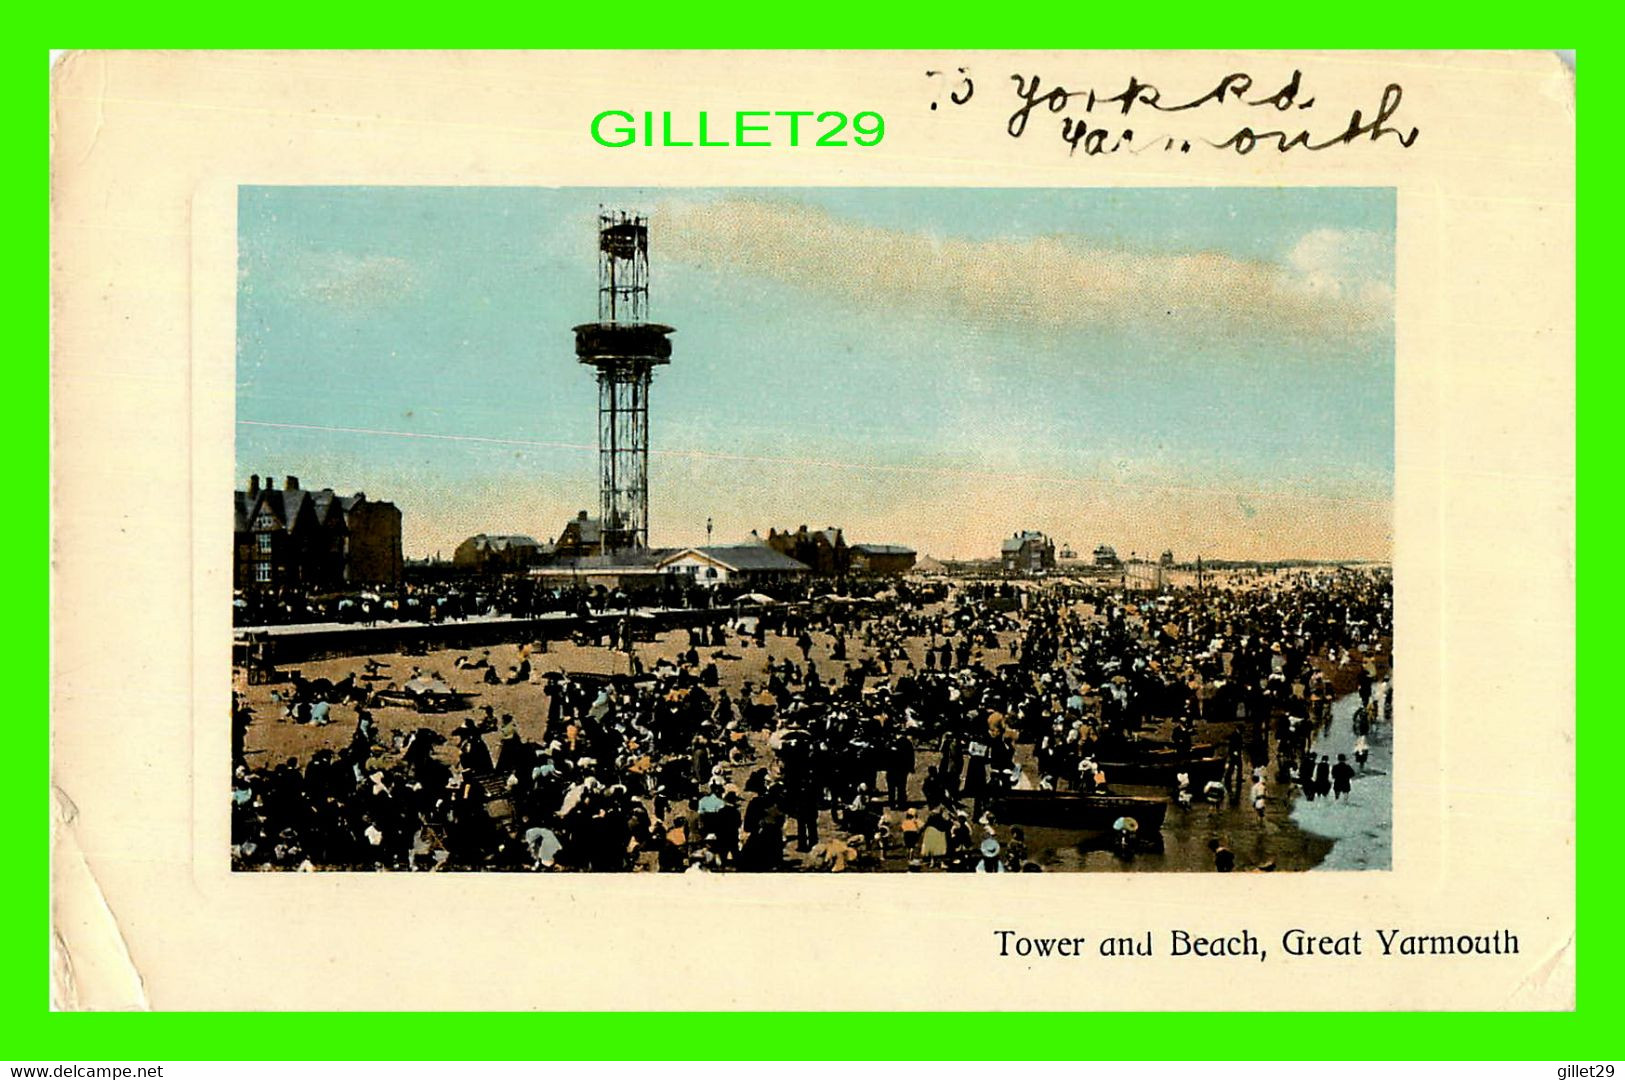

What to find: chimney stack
left=248, top=474, right=260, bottom=496
left=285, top=476, right=299, bottom=491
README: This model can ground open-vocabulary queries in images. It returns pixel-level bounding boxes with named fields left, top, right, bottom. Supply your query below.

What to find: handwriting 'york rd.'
left=939, top=68, right=1419, bottom=158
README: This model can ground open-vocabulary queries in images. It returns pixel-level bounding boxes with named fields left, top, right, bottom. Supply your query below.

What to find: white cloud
left=296, top=252, right=418, bottom=309
left=657, top=198, right=1393, bottom=346
left=1287, top=227, right=1394, bottom=307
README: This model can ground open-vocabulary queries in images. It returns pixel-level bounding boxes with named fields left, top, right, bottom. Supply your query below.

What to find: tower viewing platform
left=570, top=209, right=675, bottom=554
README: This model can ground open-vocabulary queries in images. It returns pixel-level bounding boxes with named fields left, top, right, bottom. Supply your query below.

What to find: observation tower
left=572, top=210, right=675, bottom=553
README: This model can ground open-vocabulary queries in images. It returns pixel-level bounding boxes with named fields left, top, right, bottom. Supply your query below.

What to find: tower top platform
left=572, top=321, right=675, bottom=365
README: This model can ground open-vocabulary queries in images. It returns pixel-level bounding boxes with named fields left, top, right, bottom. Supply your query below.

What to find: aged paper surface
left=50, top=50, right=1573, bottom=1010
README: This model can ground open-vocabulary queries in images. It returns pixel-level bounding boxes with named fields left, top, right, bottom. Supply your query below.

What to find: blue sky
left=237, top=186, right=1394, bottom=561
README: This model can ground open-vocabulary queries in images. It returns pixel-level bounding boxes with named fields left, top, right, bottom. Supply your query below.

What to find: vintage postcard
left=50, top=50, right=1573, bottom=1010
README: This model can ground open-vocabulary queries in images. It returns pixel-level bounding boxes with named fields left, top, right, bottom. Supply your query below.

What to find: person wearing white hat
left=975, top=837, right=1005, bottom=873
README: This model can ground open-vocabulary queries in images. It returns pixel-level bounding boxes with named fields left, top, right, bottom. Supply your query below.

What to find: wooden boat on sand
left=992, top=790, right=1168, bottom=833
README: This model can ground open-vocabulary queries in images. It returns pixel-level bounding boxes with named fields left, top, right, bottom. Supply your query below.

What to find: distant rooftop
left=851, top=543, right=916, bottom=555
left=658, top=544, right=811, bottom=573
left=1002, top=531, right=1050, bottom=553
left=465, top=534, right=544, bottom=552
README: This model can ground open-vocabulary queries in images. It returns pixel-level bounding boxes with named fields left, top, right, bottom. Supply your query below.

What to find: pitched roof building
left=1001, top=530, right=1056, bottom=574
left=656, top=544, right=811, bottom=585
left=765, top=525, right=849, bottom=576
left=555, top=510, right=606, bottom=559
left=453, top=534, right=551, bottom=573
left=234, top=474, right=402, bottom=589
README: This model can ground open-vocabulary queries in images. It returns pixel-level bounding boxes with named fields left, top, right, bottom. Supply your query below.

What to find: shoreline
left=1291, top=681, right=1394, bottom=871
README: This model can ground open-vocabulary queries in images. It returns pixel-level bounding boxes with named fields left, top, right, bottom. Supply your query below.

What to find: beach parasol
left=524, top=827, right=562, bottom=866
left=768, top=727, right=807, bottom=752
left=1112, top=816, right=1140, bottom=834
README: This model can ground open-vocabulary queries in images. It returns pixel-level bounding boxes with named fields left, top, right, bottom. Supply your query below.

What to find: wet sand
left=1024, top=686, right=1391, bottom=874
left=1290, top=681, right=1393, bottom=870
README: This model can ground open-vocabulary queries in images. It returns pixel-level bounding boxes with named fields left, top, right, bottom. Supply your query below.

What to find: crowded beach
left=230, top=566, right=1393, bottom=874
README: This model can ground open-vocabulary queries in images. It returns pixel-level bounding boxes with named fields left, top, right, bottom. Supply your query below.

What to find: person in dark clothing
left=1299, top=747, right=1318, bottom=800
left=452, top=717, right=494, bottom=775
left=788, top=780, right=819, bottom=852
left=1171, top=717, right=1193, bottom=756
left=691, top=737, right=712, bottom=793
left=545, top=676, right=564, bottom=729
left=1331, top=754, right=1355, bottom=799
left=710, top=790, right=743, bottom=864
left=921, top=764, right=947, bottom=809
left=494, top=714, right=524, bottom=774
left=1223, top=731, right=1245, bottom=794
left=1247, top=726, right=1269, bottom=772
left=231, top=697, right=252, bottom=767
left=886, top=732, right=915, bottom=809
left=939, top=733, right=964, bottom=800
left=739, top=795, right=786, bottom=871
left=962, top=753, right=988, bottom=819
left=1314, top=755, right=1332, bottom=799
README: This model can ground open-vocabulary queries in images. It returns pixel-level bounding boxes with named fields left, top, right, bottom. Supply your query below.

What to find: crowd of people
left=235, top=579, right=663, bottom=628
left=232, top=572, right=944, bottom=629
left=231, top=568, right=1392, bottom=873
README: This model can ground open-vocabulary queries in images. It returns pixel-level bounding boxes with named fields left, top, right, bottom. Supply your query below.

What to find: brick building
left=765, top=525, right=849, bottom=576
left=453, top=534, right=550, bottom=574
left=849, top=543, right=917, bottom=575
left=554, top=510, right=606, bottom=559
left=1000, top=530, right=1056, bottom=574
left=233, top=474, right=402, bottom=590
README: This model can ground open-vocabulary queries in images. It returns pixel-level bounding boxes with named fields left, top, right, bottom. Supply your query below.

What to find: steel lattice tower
left=573, top=210, right=674, bottom=552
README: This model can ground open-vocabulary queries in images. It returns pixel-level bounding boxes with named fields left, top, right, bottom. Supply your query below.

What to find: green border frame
left=32, top=15, right=1597, bottom=1060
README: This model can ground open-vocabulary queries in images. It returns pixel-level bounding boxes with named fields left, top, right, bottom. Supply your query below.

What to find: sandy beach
left=236, top=581, right=1391, bottom=873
